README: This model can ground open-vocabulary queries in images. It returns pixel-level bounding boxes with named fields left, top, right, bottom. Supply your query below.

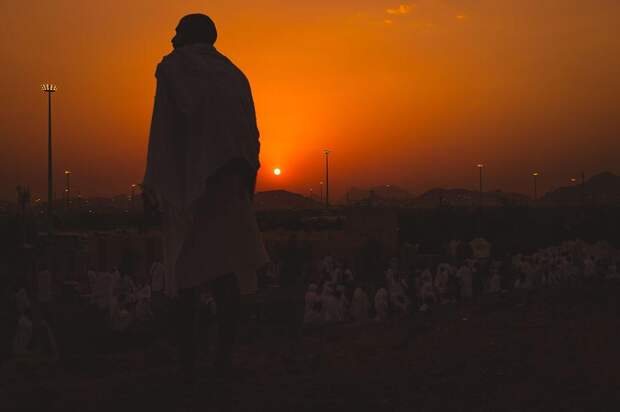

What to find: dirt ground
left=2, top=281, right=620, bottom=411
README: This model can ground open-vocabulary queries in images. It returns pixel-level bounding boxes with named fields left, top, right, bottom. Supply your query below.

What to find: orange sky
left=1, top=0, right=619, bottom=201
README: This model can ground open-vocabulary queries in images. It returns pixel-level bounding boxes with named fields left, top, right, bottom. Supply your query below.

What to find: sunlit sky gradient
left=1, top=0, right=619, bottom=201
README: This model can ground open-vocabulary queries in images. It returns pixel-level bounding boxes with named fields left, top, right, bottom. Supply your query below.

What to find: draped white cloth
left=304, top=284, right=322, bottom=324
left=350, top=287, right=370, bottom=322
left=144, top=44, right=260, bottom=214
left=135, top=285, right=153, bottom=321
left=434, top=264, right=450, bottom=294
left=13, top=315, right=32, bottom=355
left=143, top=44, right=266, bottom=296
left=374, top=288, right=389, bottom=321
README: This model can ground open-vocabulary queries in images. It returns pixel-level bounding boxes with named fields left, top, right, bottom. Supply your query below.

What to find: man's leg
left=211, top=273, right=240, bottom=373
left=177, top=286, right=199, bottom=380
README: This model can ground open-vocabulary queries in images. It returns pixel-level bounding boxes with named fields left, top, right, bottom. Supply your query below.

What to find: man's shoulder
left=155, top=50, right=184, bottom=77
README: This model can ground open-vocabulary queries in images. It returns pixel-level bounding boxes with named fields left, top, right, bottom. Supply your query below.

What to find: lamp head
left=41, top=84, right=57, bottom=92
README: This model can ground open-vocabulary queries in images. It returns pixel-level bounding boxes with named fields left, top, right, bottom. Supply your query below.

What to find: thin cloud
left=386, top=4, right=412, bottom=15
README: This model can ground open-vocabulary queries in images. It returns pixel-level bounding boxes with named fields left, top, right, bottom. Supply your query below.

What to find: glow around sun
left=273, top=168, right=281, bottom=176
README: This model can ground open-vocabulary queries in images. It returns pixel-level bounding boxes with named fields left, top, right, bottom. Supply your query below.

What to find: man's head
left=172, top=14, right=217, bottom=49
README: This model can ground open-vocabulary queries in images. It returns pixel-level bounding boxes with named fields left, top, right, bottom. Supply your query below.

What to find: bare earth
left=2, top=281, right=620, bottom=412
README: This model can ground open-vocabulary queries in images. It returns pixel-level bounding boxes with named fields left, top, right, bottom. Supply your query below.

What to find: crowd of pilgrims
left=11, top=260, right=169, bottom=357
left=10, top=239, right=620, bottom=357
left=299, top=239, right=620, bottom=325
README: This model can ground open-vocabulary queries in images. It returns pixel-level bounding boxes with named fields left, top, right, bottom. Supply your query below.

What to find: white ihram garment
left=13, top=315, right=32, bottom=355
left=144, top=44, right=267, bottom=296
left=304, top=288, right=322, bottom=324
left=350, top=287, right=370, bottom=322
left=374, top=288, right=389, bottom=321
left=150, top=261, right=166, bottom=293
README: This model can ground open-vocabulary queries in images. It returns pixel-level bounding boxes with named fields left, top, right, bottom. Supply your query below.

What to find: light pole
left=65, top=170, right=71, bottom=209
left=131, top=184, right=137, bottom=211
left=324, top=149, right=331, bottom=208
left=477, top=164, right=484, bottom=207
left=580, top=171, right=586, bottom=206
left=319, top=181, right=324, bottom=203
left=42, top=83, right=57, bottom=232
left=532, top=172, right=540, bottom=201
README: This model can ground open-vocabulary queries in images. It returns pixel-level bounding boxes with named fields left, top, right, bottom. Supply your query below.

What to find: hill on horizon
left=543, top=171, right=620, bottom=205
left=415, top=187, right=530, bottom=207
left=347, top=185, right=414, bottom=202
left=253, top=190, right=322, bottom=211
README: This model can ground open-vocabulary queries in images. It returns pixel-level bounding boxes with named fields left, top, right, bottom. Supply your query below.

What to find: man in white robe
left=350, top=287, right=370, bottom=322
left=322, top=284, right=341, bottom=322
left=135, top=282, right=153, bottom=322
left=374, top=288, right=389, bottom=321
left=142, top=14, right=268, bottom=380
left=344, top=268, right=355, bottom=284
left=13, top=313, right=32, bottom=356
left=149, top=259, right=167, bottom=316
left=489, top=270, right=502, bottom=293
left=304, top=284, right=322, bottom=324
left=337, top=284, right=349, bottom=321
left=150, top=259, right=166, bottom=296
left=389, top=274, right=410, bottom=315
left=330, top=266, right=343, bottom=285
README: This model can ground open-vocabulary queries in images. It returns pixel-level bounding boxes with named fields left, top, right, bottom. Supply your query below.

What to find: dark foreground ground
left=2, top=281, right=620, bottom=412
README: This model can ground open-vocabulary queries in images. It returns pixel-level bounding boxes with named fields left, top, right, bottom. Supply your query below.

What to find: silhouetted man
left=143, top=13, right=268, bottom=382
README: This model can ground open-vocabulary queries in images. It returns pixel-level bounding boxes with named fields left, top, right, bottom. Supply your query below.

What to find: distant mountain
left=543, top=171, right=620, bottom=205
left=253, top=190, right=322, bottom=211
left=347, top=185, right=413, bottom=203
left=416, top=188, right=530, bottom=207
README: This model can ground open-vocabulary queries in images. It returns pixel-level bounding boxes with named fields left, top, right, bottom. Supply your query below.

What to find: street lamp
left=42, top=83, right=57, bottom=232
left=131, top=184, right=137, bottom=211
left=319, top=181, right=324, bottom=203
left=580, top=171, right=586, bottom=206
left=532, top=172, right=540, bottom=201
left=477, top=163, right=484, bottom=207
left=324, top=149, right=331, bottom=208
left=64, top=170, right=71, bottom=209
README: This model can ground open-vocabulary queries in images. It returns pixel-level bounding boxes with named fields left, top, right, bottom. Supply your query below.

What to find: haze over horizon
left=2, top=0, right=619, bottom=201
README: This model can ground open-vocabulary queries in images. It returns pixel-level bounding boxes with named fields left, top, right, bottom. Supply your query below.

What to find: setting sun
left=273, top=168, right=282, bottom=176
